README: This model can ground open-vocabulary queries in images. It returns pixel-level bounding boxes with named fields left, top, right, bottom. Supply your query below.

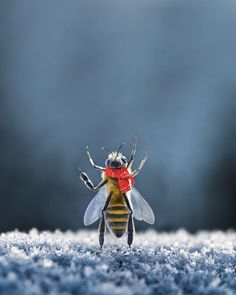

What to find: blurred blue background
left=1, top=0, right=236, bottom=232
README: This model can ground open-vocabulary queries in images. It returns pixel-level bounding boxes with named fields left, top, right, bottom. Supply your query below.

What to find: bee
left=79, top=137, right=155, bottom=247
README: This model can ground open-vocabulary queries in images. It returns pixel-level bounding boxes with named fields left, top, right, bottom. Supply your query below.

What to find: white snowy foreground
left=0, top=230, right=235, bottom=295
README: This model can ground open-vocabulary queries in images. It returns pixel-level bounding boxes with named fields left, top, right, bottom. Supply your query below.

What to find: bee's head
left=102, top=143, right=128, bottom=169
left=105, top=152, right=128, bottom=169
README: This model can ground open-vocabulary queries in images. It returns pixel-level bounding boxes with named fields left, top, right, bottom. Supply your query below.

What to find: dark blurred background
left=1, top=0, right=236, bottom=232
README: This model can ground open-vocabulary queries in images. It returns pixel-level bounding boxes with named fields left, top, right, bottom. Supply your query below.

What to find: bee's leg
left=124, top=194, right=134, bottom=247
left=99, top=193, right=112, bottom=248
left=99, top=215, right=106, bottom=248
left=86, top=146, right=105, bottom=171
left=132, top=152, right=148, bottom=177
left=127, top=136, right=137, bottom=168
left=79, top=170, right=107, bottom=191
left=127, top=215, right=134, bottom=248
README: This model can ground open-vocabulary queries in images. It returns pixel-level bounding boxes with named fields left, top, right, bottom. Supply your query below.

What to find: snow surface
left=0, top=229, right=235, bottom=295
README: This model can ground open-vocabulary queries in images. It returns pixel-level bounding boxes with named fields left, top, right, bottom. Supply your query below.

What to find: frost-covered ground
left=0, top=230, right=235, bottom=295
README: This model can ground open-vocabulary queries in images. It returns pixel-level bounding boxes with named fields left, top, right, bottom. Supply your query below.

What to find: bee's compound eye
left=105, top=159, right=110, bottom=166
left=122, top=157, right=127, bottom=163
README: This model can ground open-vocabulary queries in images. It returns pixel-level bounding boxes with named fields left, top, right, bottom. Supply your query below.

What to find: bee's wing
left=83, top=186, right=107, bottom=226
left=130, top=185, right=155, bottom=224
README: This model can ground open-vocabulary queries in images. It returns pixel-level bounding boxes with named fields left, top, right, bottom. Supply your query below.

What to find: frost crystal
left=0, top=229, right=235, bottom=294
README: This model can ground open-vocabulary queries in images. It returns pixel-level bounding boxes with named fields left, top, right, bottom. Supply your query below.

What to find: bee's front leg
left=132, top=152, right=148, bottom=177
left=86, top=146, right=105, bottom=171
left=79, top=169, right=107, bottom=191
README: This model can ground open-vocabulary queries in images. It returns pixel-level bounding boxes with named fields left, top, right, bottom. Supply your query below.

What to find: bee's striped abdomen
left=105, top=204, right=129, bottom=238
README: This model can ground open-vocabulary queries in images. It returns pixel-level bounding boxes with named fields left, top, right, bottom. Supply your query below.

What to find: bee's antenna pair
left=101, top=142, right=125, bottom=157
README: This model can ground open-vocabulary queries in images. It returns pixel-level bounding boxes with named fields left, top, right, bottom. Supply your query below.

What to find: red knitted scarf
left=105, top=166, right=135, bottom=194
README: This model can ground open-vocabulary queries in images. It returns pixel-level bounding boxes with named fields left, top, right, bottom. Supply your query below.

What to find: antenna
left=101, top=147, right=112, bottom=153
left=115, top=142, right=125, bottom=160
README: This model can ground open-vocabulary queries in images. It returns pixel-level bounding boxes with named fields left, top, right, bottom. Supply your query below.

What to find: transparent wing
left=130, top=185, right=155, bottom=224
left=83, top=186, right=107, bottom=226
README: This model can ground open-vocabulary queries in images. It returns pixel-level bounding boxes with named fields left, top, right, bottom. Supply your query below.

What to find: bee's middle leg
left=132, top=152, right=148, bottom=177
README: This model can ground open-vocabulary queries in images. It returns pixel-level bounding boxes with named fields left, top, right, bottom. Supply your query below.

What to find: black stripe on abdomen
left=106, top=213, right=129, bottom=219
left=108, top=222, right=127, bottom=227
